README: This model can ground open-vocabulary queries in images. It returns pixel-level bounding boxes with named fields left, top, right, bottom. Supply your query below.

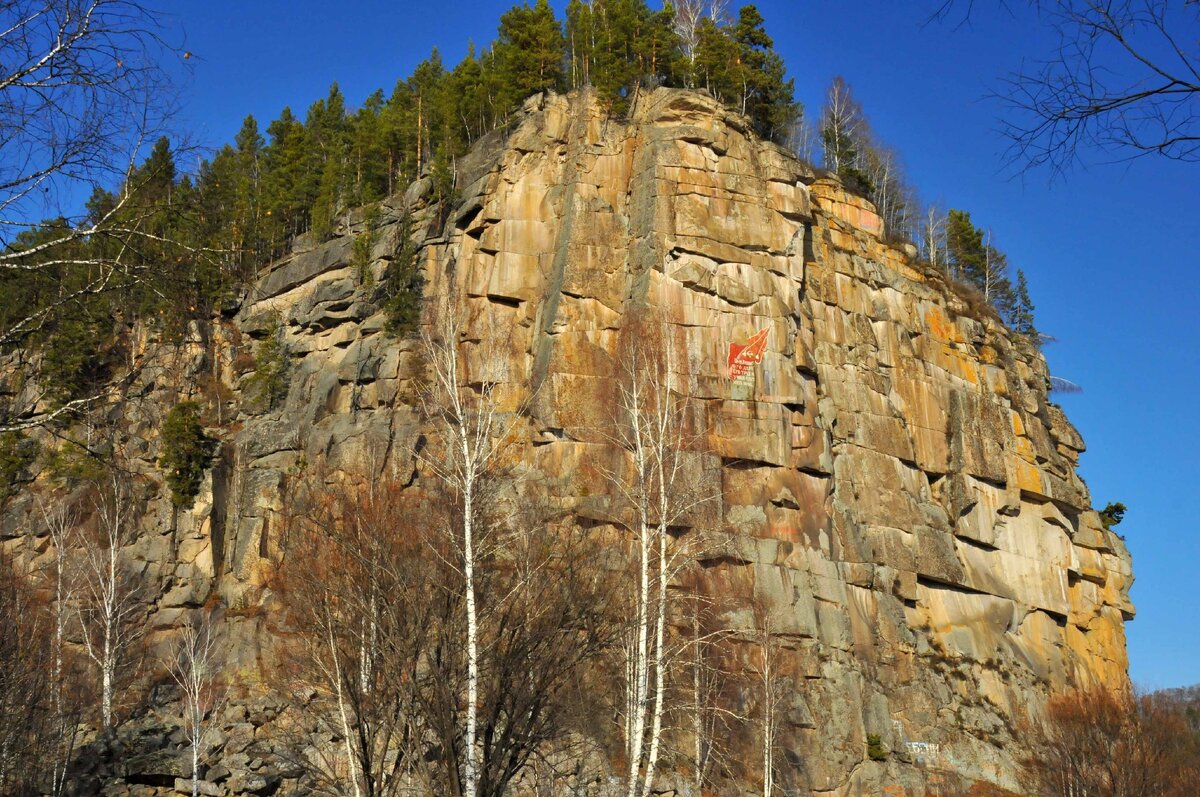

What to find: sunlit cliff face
left=2, top=87, right=1133, bottom=796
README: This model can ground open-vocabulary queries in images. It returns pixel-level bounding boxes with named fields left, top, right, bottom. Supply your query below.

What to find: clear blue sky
left=158, top=1, right=1198, bottom=689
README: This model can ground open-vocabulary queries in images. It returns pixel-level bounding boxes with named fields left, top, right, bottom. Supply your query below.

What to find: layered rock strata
left=2, top=88, right=1133, bottom=796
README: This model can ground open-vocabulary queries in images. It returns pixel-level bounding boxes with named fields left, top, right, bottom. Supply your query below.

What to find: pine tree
left=693, top=15, right=739, bottom=103
left=410, top=51, right=447, bottom=172
left=1010, top=269, right=1037, bottom=337
left=233, top=115, right=265, bottom=277
left=731, top=5, right=797, bottom=142
left=349, top=90, right=388, bottom=206
left=308, top=84, right=351, bottom=238
left=494, top=0, right=565, bottom=108
left=263, top=107, right=310, bottom=244
left=565, top=0, right=594, bottom=89
left=382, top=81, right=417, bottom=193
left=945, top=209, right=986, bottom=285
left=448, top=45, right=488, bottom=147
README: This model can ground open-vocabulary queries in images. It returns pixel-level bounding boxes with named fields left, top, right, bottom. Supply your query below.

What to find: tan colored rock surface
left=1, top=88, right=1133, bottom=796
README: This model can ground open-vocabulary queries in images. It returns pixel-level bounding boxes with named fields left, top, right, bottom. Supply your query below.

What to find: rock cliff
left=3, top=88, right=1133, bottom=796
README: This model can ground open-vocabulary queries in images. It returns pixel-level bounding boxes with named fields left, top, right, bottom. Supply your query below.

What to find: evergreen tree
left=233, top=115, right=266, bottom=277
left=693, top=15, right=740, bottom=104
left=382, top=81, right=418, bottom=192
left=410, top=51, right=447, bottom=171
left=494, top=0, right=565, bottom=108
left=382, top=211, right=424, bottom=337
left=159, top=402, right=217, bottom=508
left=945, top=209, right=986, bottom=285
left=448, top=45, right=489, bottom=147
left=1010, top=269, right=1037, bottom=337
left=565, top=0, right=595, bottom=89
left=263, top=107, right=310, bottom=243
left=349, top=90, right=388, bottom=206
left=308, top=84, right=351, bottom=238
left=731, top=5, right=797, bottom=142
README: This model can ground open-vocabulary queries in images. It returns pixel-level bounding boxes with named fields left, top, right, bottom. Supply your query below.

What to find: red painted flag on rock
left=728, top=328, right=768, bottom=381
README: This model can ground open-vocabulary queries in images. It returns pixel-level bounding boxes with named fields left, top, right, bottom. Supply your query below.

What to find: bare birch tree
left=167, top=615, right=224, bottom=797
left=708, top=0, right=731, bottom=24
left=683, top=592, right=736, bottom=795
left=673, top=0, right=706, bottom=76
left=920, top=203, right=948, bottom=269
left=77, top=473, right=144, bottom=733
left=280, top=472, right=434, bottom=797
left=979, top=229, right=1013, bottom=303
left=750, top=603, right=789, bottom=797
left=605, top=316, right=717, bottom=797
left=418, top=306, right=518, bottom=797
left=819, top=76, right=867, bottom=177
left=862, top=143, right=916, bottom=241
left=0, top=552, right=55, bottom=797
left=36, top=499, right=84, bottom=796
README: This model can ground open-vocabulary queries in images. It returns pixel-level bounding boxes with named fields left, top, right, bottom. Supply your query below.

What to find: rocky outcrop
left=2, top=88, right=1133, bottom=796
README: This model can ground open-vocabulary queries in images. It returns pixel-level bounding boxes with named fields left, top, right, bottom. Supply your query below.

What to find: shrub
left=0, top=431, right=38, bottom=506
left=353, top=206, right=382, bottom=286
left=40, top=310, right=117, bottom=405
left=382, top=212, right=424, bottom=337
left=43, top=441, right=106, bottom=488
left=245, top=313, right=288, bottom=410
left=1099, top=501, right=1127, bottom=531
left=866, top=732, right=889, bottom=761
left=159, top=402, right=217, bottom=508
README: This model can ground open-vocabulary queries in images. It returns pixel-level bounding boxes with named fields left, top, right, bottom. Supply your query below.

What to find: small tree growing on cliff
left=159, top=402, right=217, bottom=508
left=246, top=313, right=288, bottom=410
left=1099, top=502, right=1127, bottom=531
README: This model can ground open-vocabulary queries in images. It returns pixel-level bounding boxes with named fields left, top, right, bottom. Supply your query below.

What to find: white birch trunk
left=328, top=619, right=363, bottom=797
left=461, top=454, right=479, bottom=797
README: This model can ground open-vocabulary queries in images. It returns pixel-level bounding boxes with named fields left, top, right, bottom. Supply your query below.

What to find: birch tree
left=683, top=592, right=735, bottom=795
left=820, top=76, right=867, bottom=178
left=36, top=499, right=84, bottom=797
left=920, top=203, right=948, bottom=269
left=281, top=472, right=432, bottom=797
left=607, top=316, right=716, bottom=797
left=77, top=473, right=144, bottom=734
left=862, top=143, right=916, bottom=241
left=673, top=0, right=706, bottom=76
left=0, top=552, right=55, bottom=796
left=750, top=603, right=789, bottom=797
left=418, top=307, right=515, bottom=797
left=167, top=615, right=224, bottom=797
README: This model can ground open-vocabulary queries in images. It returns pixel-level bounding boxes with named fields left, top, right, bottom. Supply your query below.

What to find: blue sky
left=158, top=1, right=1198, bottom=688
